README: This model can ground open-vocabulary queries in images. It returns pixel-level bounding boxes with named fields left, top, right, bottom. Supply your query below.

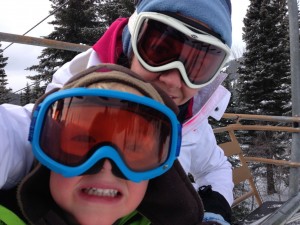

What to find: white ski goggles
left=128, top=12, right=231, bottom=89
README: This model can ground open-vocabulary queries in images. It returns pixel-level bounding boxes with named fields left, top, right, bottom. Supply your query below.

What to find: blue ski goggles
left=29, top=88, right=182, bottom=182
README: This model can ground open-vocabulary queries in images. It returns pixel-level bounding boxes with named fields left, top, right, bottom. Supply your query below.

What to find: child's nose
left=102, top=159, right=113, bottom=171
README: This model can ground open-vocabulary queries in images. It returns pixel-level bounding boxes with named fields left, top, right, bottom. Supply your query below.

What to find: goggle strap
left=28, top=105, right=41, bottom=142
left=176, top=123, right=182, bottom=157
left=162, top=12, right=224, bottom=43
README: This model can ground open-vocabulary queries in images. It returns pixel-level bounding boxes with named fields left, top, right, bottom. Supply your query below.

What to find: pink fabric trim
left=92, top=18, right=129, bottom=64
left=186, top=98, right=194, bottom=121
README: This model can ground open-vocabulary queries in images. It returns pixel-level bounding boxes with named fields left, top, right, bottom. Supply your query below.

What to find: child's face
left=130, top=56, right=199, bottom=106
left=50, top=159, right=148, bottom=225
left=49, top=83, right=149, bottom=225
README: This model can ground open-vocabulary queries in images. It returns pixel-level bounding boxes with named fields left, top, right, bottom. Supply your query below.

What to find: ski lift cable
left=7, top=79, right=45, bottom=104
left=12, top=80, right=41, bottom=94
left=4, top=0, right=71, bottom=98
left=3, top=0, right=70, bottom=51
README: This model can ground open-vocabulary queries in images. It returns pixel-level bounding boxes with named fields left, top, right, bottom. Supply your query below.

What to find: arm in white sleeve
left=188, top=119, right=234, bottom=205
left=0, top=49, right=101, bottom=190
left=179, top=84, right=233, bottom=205
left=46, top=48, right=101, bottom=92
left=0, top=103, right=34, bottom=189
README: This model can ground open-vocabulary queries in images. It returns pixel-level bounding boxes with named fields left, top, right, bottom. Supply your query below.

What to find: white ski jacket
left=0, top=48, right=233, bottom=205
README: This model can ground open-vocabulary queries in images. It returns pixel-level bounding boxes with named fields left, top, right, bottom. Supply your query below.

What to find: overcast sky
left=0, top=0, right=250, bottom=92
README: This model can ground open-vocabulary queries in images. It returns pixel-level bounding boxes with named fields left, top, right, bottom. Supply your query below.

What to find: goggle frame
left=29, top=88, right=182, bottom=182
left=128, top=11, right=231, bottom=89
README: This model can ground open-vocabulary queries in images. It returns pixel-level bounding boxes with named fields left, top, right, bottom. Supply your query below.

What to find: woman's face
left=50, top=160, right=148, bottom=225
left=130, top=55, right=199, bottom=106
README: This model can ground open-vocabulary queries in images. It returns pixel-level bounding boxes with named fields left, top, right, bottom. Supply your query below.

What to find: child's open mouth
left=82, top=187, right=120, bottom=197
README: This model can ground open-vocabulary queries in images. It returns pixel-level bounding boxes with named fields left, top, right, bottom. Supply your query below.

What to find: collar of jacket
left=183, top=84, right=231, bottom=137
left=16, top=164, right=68, bottom=225
left=92, top=18, right=128, bottom=64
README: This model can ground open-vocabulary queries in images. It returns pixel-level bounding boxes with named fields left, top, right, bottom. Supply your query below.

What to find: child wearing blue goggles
left=3, top=64, right=206, bottom=225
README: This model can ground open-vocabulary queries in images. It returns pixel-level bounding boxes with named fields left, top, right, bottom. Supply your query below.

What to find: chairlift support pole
left=0, top=32, right=91, bottom=52
left=287, top=0, right=300, bottom=198
left=260, top=192, right=300, bottom=225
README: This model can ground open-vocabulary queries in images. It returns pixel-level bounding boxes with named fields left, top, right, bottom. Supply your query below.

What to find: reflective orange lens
left=137, top=19, right=227, bottom=85
left=40, top=96, right=172, bottom=171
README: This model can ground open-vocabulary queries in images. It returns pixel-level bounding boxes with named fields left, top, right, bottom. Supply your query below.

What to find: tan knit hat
left=62, top=63, right=178, bottom=114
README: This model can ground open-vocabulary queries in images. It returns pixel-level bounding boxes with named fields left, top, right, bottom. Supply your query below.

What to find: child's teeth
left=84, top=188, right=118, bottom=197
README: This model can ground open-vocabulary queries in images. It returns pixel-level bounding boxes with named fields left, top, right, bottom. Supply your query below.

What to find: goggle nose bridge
left=76, top=145, right=130, bottom=176
left=81, top=156, right=127, bottom=180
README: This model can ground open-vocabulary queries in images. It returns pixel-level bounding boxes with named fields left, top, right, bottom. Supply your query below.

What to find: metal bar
left=213, top=124, right=300, bottom=133
left=244, top=157, right=300, bottom=168
left=216, top=112, right=300, bottom=223
left=3, top=0, right=70, bottom=51
left=260, top=192, right=300, bottom=225
left=223, top=113, right=300, bottom=123
left=232, top=190, right=254, bottom=208
left=0, top=32, right=91, bottom=52
left=288, top=0, right=300, bottom=199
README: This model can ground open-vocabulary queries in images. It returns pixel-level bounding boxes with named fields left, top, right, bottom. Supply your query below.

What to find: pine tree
left=25, top=0, right=135, bottom=102
left=0, top=43, right=12, bottom=104
left=223, top=60, right=241, bottom=114
left=20, top=83, right=32, bottom=106
left=237, top=0, right=264, bottom=114
left=236, top=0, right=291, bottom=196
left=237, top=0, right=290, bottom=116
left=31, top=80, right=44, bottom=103
left=26, top=0, right=103, bottom=101
left=97, top=0, right=135, bottom=25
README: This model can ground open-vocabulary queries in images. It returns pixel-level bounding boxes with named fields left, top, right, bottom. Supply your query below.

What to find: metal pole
left=260, top=192, right=300, bottom=225
left=288, top=0, right=300, bottom=198
left=0, top=32, right=91, bottom=52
